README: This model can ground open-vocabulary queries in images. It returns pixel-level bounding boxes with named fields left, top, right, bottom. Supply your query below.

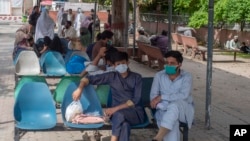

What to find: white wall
left=11, top=8, right=22, bottom=16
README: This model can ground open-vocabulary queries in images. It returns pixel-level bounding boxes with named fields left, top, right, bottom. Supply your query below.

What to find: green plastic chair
left=14, top=76, right=47, bottom=99
left=53, top=76, right=81, bottom=104
left=95, top=85, right=110, bottom=107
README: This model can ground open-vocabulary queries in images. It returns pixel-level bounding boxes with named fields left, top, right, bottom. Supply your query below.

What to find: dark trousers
left=111, top=108, right=142, bottom=141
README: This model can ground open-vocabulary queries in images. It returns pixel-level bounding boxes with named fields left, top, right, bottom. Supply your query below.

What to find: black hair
left=104, top=46, right=118, bottom=62
left=33, top=6, right=38, bottom=11
left=27, top=36, right=34, bottom=42
left=49, top=36, right=65, bottom=54
left=43, top=36, right=51, bottom=46
left=66, top=21, right=72, bottom=26
left=111, top=51, right=128, bottom=64
left=162, top=30, right=167, bottom=36
left=164, top=51, right=183, bottom=63
left=138, top=30, right=145, bottom=35
left=101, top=30, right=114, bottom=40
left=96, top=33, right=102, bottom=41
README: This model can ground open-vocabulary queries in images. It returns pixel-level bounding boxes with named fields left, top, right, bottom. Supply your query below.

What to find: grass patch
left=221, top=52, right=250, bottom=59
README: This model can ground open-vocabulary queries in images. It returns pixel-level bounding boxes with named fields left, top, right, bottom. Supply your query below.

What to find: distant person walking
left=57, top=7, right=67, bottom=37
left=107, top=9, right=112, bottom=27
left=28, top=6, right=40, bottom=35
left=74, top=8, right=86, bottom=37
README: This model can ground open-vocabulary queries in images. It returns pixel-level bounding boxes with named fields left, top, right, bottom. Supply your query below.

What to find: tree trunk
left=112, top=0, right=128, bottom=47
left=131, top=0, right=141, bottom=27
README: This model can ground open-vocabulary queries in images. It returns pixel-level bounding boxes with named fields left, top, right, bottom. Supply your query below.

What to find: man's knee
left=112, top=111, right=125, bottom=121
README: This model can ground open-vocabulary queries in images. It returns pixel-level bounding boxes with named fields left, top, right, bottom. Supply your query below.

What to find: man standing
left=150, top=51, right=194, bottom=141
left=28, top=6, right=40, bottom=35
left=67, top=9, right=75, bottom=24
left=107, top=9, right=112, bottom=27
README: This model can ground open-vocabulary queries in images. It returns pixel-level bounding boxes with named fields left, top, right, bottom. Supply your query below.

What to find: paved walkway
left=0, top=23, right=250, bottom=141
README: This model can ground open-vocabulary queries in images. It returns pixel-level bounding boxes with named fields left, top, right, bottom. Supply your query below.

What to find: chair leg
left=14, top=127, right=20, bottom=141
left=183, top=126, right=189, bottom=141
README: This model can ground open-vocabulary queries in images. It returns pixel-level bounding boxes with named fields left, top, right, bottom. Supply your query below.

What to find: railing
left=140, top=13, right=189, bottom=24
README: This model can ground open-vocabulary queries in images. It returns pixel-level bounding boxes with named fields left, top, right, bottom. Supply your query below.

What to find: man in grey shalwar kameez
left=150, top=51, right=194, bottom=141
left=73, top=51, right=145, bottom=141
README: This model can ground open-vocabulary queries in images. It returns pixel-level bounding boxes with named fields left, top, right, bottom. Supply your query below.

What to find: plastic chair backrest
left=40, top=51, right=66, bottom=76
left=14, top=76, right=47, bottom=99
left=66, top=54, right=87, bottom=74
left=15, top=51, right=40, bottom=75
left=14, top=82, right=57, bottom=130
left=61, top=82, right=104, bottom=128
left=53, top=76, right=81, bottom=103
left=70, top=51, right=90, bottom=61
left=141, top=77, right=154, bottom=107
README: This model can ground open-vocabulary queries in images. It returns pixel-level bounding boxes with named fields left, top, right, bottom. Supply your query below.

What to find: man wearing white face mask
left=150, top=51, right=194, bottom=141
left=73, top=51, right=145, bottom=141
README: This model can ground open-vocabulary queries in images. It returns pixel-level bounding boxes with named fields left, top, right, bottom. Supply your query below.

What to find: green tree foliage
left=187, top=0, right=250, bottom=30
left=225, top=0, right=250, bottom=31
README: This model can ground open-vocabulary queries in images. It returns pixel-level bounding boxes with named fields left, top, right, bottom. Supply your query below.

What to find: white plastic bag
left=65, top=100, right=83, bottom=122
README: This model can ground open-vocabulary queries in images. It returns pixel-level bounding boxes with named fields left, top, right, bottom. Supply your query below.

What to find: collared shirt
left=150, top=69, right=194, bottom=128
left=150, top=70, right=193, bottom=104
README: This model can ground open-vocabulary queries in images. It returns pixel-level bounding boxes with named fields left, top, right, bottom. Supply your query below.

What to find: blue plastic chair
left=66, top=55, right=87, bottom=74
left=61, top=82, right=104, bottom=129
left=40, top=51, right=67, bottom=76
left=14, top=76, right=47, bottom=99
left=14, top=82, right=57, bottom=130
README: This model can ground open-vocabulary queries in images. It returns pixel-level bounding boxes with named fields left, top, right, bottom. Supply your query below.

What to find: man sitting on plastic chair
left=150, top=51, right=194, bottom=141
left=73, top=51, right=145, bottom=141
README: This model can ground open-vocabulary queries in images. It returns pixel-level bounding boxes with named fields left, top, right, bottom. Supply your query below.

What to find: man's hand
left=150, top=95, right=161, bottom=109
left=72, top=88, right=83, bottom=101
left=104, top=107, right=118, bottom=117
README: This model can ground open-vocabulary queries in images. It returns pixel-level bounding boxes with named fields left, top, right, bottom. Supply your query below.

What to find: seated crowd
left=13, top=6, right=195, bottom=141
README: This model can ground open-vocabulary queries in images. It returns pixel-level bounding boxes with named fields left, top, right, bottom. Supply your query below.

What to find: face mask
left=164, top=65, right=177, bottom=75
left=115, top=64, right=128, bottom=73
left=107, top=40, right=112, bottom=46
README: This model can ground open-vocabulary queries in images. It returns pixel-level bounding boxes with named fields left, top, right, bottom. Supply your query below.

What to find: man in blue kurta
left=150, top=51, right=194, bottom=141
left=73, top=51, right=144, bottom=141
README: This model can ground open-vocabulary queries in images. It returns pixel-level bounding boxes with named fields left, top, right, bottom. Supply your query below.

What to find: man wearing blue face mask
left=150, top=51, right=194, bottom=141
left=73, top=51, right=144, bottom=141
left=92, top=30, right=114, bottom=60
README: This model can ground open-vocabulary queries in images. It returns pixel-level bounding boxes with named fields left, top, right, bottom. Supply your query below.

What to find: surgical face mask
left=115, top=64, right=128, bottom=73
left=107, top=40, right=112, bottom=46
left=164, top=65, right=178, bottom=75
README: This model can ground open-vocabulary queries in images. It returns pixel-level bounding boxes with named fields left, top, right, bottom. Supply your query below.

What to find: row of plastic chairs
left=14, top=79, right=104, bottom=131
left=14, top=50, right=90, bottom=76
left=14, top=76, right=154, bottom=130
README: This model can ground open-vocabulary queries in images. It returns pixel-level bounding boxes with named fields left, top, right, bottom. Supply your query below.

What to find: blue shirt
left=150, top=70, right=193, bottom=104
